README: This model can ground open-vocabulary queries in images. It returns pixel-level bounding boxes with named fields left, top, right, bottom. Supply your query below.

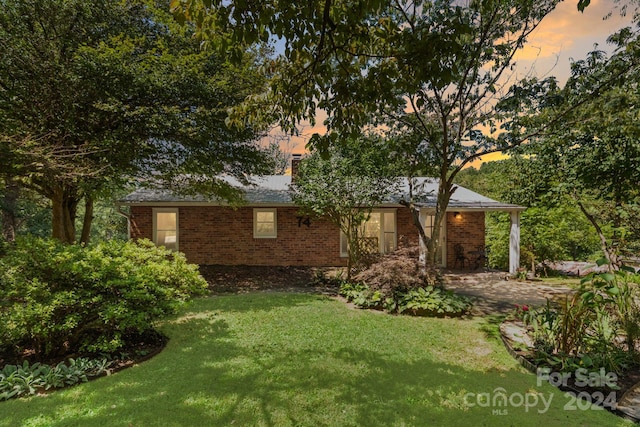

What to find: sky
left=278, top=0, right=636, bottom=164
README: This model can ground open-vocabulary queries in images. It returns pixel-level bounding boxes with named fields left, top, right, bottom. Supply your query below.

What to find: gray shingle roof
left=120, top=175, right=525, bottom=211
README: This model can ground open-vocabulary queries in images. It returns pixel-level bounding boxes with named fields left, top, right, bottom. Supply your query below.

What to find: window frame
left=340, top=209, right=397, bottom=257
left=253, top=208, right=278, bottom=239
left=152, top=207, right=179, bottom=251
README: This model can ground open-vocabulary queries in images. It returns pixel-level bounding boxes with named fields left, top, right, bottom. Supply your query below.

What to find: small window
left=254, top=208, right=277, bottom=238
left=153, top=208, right=178, bottom=251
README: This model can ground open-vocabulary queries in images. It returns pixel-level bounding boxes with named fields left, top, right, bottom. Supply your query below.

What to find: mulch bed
left=198, top=265, right=342, bottom=295
left=0, top=330, right=167, bottom=370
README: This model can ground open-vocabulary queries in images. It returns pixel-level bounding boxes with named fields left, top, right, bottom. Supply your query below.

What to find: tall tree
left=171, top=0, right=568, bottom=264
left=505, top=37, right=640, bottom=267
left=0, top=0, right=272, bottom=243
left=173, top=0, right=640, bottom=265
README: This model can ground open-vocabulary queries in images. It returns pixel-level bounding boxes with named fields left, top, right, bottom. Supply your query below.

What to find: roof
left=120, top=175, right=525, bottom=212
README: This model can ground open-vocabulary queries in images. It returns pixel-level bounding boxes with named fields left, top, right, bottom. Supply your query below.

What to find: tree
left=507, top=36, right=640, bottom=267
left=0, top=0, right=273, bottom=244
left=289, top=136, right=399, bottom=278
left=172, top=0, right=572, bottom=265
left=173, top=0, right=640, bottom=266
left=455, top=159, right=600, bottom=271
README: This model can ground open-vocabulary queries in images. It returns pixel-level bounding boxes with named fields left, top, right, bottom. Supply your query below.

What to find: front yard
left=0, top=293, right=631, bottom=426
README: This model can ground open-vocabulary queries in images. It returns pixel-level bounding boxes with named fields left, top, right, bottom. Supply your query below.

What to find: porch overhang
left=414, top=202, right=526, bottom=275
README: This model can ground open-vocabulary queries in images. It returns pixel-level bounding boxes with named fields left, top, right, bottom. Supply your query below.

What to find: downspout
left=116, top=205, right=131, bottom=239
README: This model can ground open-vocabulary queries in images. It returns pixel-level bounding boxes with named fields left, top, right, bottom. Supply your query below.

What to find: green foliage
left=396, top=286, right=472, bottom=317
left=457, top=162, right=601, bottom=271
left=340, top=247, right=470, bottom=316
left=520, top=264, right=640, bottom=373
left=0, top=358, right=110, bottom=401
left=0, top=237, right=208, bottom=357
left=341, top=281, right=472, bottom=317
left=485, top=205, right=600, bottom=272
left=290, top=136, right=401, bottom=277
left=504, top=38, right=640, bottom=264
left=0, top=0, right=272, bottom=243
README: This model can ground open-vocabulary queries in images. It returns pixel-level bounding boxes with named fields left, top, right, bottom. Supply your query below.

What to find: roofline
left=418, top=206, right=527, bottom=212
left=119, top=200, right=525, bottom=212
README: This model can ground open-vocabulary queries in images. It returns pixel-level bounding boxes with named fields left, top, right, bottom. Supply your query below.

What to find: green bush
left=0, top=237, right=208, bottom=358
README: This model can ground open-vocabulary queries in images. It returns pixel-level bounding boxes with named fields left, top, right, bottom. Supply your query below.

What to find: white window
left=254, top=208, right=277, bottom=238
left=153, top=208, right=179, bottom=251
left=340, top=210, right=397, bottom=257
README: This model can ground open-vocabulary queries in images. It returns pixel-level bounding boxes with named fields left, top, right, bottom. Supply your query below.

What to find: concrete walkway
left=443, top=271, right=574, bottom=316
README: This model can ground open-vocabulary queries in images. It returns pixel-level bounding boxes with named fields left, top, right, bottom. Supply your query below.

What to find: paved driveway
left=444, top=271, right=574, bottom=315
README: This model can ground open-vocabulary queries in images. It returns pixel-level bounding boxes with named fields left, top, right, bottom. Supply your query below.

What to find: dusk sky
left=281, top=1, right=636, bottom=164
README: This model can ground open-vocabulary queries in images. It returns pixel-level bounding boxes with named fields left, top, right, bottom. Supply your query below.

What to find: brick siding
left=129, top=205, right=483, bottom=267
left=445, top=211, right=486, bottom=269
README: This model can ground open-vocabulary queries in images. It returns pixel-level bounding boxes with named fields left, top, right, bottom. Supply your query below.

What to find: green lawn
left=0, top=293, right=633, bottom=426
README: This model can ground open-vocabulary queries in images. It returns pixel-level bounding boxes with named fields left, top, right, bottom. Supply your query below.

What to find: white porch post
left=418, top=208, right=426, bottom=266
left=509, top=210, right=521, bottom=275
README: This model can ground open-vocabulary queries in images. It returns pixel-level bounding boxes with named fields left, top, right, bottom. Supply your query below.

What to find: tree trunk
left=426, top=176, right=453, bottom=266
left=1, top=179, right=20, bottom=242
left=576, top=199, right=618, bottom=270
left=401, top=177, right=436, bottom=268
left=345, top=219, right=353, bottom=282
left=80, top=194, right=94, bottom=245
left=51, top=183, right=80, bottom=244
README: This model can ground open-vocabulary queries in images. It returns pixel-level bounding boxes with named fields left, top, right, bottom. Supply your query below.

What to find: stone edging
left=499, top=320, right=640, bottom=423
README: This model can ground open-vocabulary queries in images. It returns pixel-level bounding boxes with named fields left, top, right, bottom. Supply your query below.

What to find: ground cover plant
left=0, top=293, right=631, bottom=426
left=0, top=237, right=208, bottom=363
left=0, top=358, right=111, bottom=401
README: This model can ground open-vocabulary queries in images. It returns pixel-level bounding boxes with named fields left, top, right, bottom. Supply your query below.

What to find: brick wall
left=445, top=211, right=485, bottom=269
left=129, top=205, right=483, bottom=267
left=131, top=205, right=346, bottom=266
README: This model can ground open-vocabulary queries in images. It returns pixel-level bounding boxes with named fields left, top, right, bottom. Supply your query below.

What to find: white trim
left=121, top=201, right=525, bottom=212
left=152, top=208, right=179, bottom=251
left=509, top=211, right=521, bottom=274
left=253, top=208, right=277, bottom=238
left=339, top=209, right=397, bottom=257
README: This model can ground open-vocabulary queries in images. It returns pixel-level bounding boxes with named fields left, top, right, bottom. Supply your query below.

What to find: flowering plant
left=513, top=303, right=530, bottom=320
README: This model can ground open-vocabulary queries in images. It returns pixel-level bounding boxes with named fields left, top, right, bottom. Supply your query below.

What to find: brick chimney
left=291, top=153, right=302, bottom=180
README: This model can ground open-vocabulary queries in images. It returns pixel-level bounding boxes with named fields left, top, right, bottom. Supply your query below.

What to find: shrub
left=340, top=247, right=471, bottom=317
left=0, top=237, right=208, bottom=358
left=518, top=264, right=640, bottom=373
left=352, top=246, right=442, bottom=298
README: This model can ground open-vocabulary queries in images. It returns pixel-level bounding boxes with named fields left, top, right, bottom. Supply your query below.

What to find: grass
left=537, top=276, right=583, bottom=288
left=0, top=292, right=634, bottom=426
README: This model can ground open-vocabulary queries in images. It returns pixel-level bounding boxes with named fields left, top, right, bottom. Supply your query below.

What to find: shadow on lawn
left=198, top=292, right=335, bottom=313
left=0, top=294, right=624, bottom=427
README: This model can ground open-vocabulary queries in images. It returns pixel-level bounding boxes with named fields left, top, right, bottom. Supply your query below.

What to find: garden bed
left=500, top=319, right=640, bottom=422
